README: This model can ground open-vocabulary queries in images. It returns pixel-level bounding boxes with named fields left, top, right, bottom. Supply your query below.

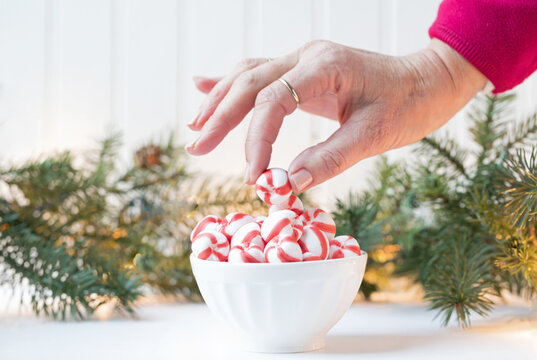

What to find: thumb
left=193, top=76, right=222, bottom=94
left=288, top=122, right=365, bottom=193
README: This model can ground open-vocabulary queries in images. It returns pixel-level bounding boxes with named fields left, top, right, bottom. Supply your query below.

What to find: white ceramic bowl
left=190, top=252, right=367, bottom=353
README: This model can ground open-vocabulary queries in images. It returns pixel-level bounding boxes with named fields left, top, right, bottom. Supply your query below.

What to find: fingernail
left=188, top=114, right=199, bottom=127
left=290, top=169, right=312, bottom=192
left=243, top=163, right=250, bottom=183
left=185, top=138, right=198, bottom=153
left=192, top=76, right=201, bottom=82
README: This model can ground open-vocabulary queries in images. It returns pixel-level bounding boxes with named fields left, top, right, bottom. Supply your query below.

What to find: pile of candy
left=190, top=168, right=361, bottom=263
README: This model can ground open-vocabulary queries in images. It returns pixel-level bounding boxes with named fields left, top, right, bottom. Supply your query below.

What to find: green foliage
left=333, top=94, right=537, bottom=327
left=424, top=235, right=496, bottom=327
left=332, top=156, right=418, bottom=298
left=502, top=149, right=537, bottom=229
left=0, top=133, right=265, bottom=319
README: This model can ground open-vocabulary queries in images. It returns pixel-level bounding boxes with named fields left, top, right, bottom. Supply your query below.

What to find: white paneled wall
left=1, top=0, right=536, bottom=206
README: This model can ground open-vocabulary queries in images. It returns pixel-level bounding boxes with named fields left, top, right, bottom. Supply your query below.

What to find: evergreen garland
left=0, top=134, right=266, bottom=319
left=333, top=94, right=537, bottom=327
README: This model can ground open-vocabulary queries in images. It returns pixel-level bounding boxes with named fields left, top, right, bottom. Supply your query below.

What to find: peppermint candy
left=328, top=235, right=361, bottom=259
left=268, top=194, right=304, bottom=216
left=191, top=230, right=230, bottom=262
left=261, top=209, right=304, bottom=244
left=191, top=168, right=366, bottom=264
left=264, top=234, right=303, bottom=263
left=300, top=209, right=336, bottom=240
left=228, top=242, right=265, bottom=263
left=190, top=215, right=224, bottom=241
left=298, top=225, right=329, bottom=261
left=255, top=168, right=292, bottom=205
left=223, top=212, right=255, bottom=238
left=230, top=222, right=264, bottom=249
left=254, top=216, right=266, bottom=227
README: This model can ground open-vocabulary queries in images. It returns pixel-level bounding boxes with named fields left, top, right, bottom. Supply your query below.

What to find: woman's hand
left=186, top=39, right=487, bottom=192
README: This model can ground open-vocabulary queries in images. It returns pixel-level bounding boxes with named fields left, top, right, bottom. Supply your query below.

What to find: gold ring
left=278, top=78, right=300, bottom=108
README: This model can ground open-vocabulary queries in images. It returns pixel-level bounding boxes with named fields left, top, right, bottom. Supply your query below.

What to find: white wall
left=1, top=0, right=536, bottom=207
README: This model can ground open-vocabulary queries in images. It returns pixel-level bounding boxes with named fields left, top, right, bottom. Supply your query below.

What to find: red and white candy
left=190, top=215, right=224, bottom=241
left=329, top=235, right=361, bottom=259
left=264, top=234, right=303, bottom=263
left=230, top=222, right=264, bottom=249
left=254, top=216, right=266, bottom=226
left=229, top=242, right=265, bottom=263
left=229, top=222, right=265, bottom=263
left=298, top=225, right=329, bottom=261
left=191, top=167, right=367, bottom=263
left=223, top=212, right=255, bottom=238
left=255, top=168, right=292, bottom=205
left=268, top=194, right=304, bottom=216
left=261, top=209, right=304, bottom=243
left=300, top=209, right=336, bottom=240
left=191, top=230, right=230, bottom=262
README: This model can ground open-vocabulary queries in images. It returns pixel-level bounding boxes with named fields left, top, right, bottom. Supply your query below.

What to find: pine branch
left=495, top=236, right=537, bottom=289
left=501, top=113, right=537, bottom=153
left=468, top=94, right=512, bottom=165
left=424, top=235, right=497, bottom=328
left=501, top=149, right=537, bottom=229
left=420, top=137, right=468, bottom=178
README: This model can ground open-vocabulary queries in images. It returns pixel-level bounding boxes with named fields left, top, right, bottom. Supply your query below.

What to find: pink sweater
left=429, top=0, right=537, bottom=93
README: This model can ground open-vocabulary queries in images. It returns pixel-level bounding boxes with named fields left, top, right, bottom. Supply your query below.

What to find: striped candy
left=255, top=168, right=292, bottom=205
left=230, top=222, right=264, bottom=249
left=228, top=242, right=265, bottom=263
left=329, top=235, right=361, bottom=259
left=229, top=223, right=265, bottom=263
left=191, top=230, right=230, bottom=262
left=190, top=215, right=224, bottom=241
left=264, top=234, right=303, bottom=263
left=254, top=216, right=266, bottom=227
left=268, top=194, right=304, bottom=216
left=261, top=209, right=304, bottom=244
left=300, top=209, right=336, bottom=241
left=298, top=225, right=329, bottom=261
left=223, top=212, right=255, bottom=238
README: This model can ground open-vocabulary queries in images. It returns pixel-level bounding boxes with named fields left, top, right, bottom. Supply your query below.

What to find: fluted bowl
left=190, top=252, right=367, bottom=353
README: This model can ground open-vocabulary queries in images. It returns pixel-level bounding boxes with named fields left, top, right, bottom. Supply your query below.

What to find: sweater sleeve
left=429, top=0, right=537, bottom=93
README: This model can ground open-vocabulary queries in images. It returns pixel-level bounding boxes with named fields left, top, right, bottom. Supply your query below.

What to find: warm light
left=112, top=227, right=127, bottom=239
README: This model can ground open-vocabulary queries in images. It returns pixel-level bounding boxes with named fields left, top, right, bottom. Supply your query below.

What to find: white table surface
left=0, top=303, right=536, bottom=360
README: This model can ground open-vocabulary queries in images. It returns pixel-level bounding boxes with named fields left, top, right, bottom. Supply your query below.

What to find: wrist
left=396, top=39, right=488, bottom=139
left=426, top=38, right=488, bottom=96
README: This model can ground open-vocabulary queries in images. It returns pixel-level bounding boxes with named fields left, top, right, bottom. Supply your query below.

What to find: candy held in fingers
left=264, top=234, right=303, bottom=263
left=223, top=212, right=255, bottom=238
left=298, top=225, right=329, bottom=261
left=191, top=230, right=230, bottom=262
left=268, top=194, right=304, bottom=216
left=255, top=168, right=292, bottom=205
left=230, top=222, right=264, bottom=249
left=228, top=242, right=265, bottom=263
left=300, top=209, right=336, bottom=240
left=190, top=215, right=224, bottom=241
left=261, top=209, right=304, bottom=243
left=329, top=235, right=361, bottom=259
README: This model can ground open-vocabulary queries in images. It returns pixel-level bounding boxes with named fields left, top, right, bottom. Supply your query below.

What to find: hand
left=186, top=39, right=487, bottom=192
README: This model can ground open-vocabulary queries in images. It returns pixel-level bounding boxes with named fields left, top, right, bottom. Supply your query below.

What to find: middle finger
left=187, top=53, right=298, bottom=155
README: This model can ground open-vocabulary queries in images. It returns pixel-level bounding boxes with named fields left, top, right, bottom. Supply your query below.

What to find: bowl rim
left=190, top=251, right=367, bottom=268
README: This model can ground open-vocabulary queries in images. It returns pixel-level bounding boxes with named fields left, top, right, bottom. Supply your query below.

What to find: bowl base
left=244, top=337, right=325, bottom=353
